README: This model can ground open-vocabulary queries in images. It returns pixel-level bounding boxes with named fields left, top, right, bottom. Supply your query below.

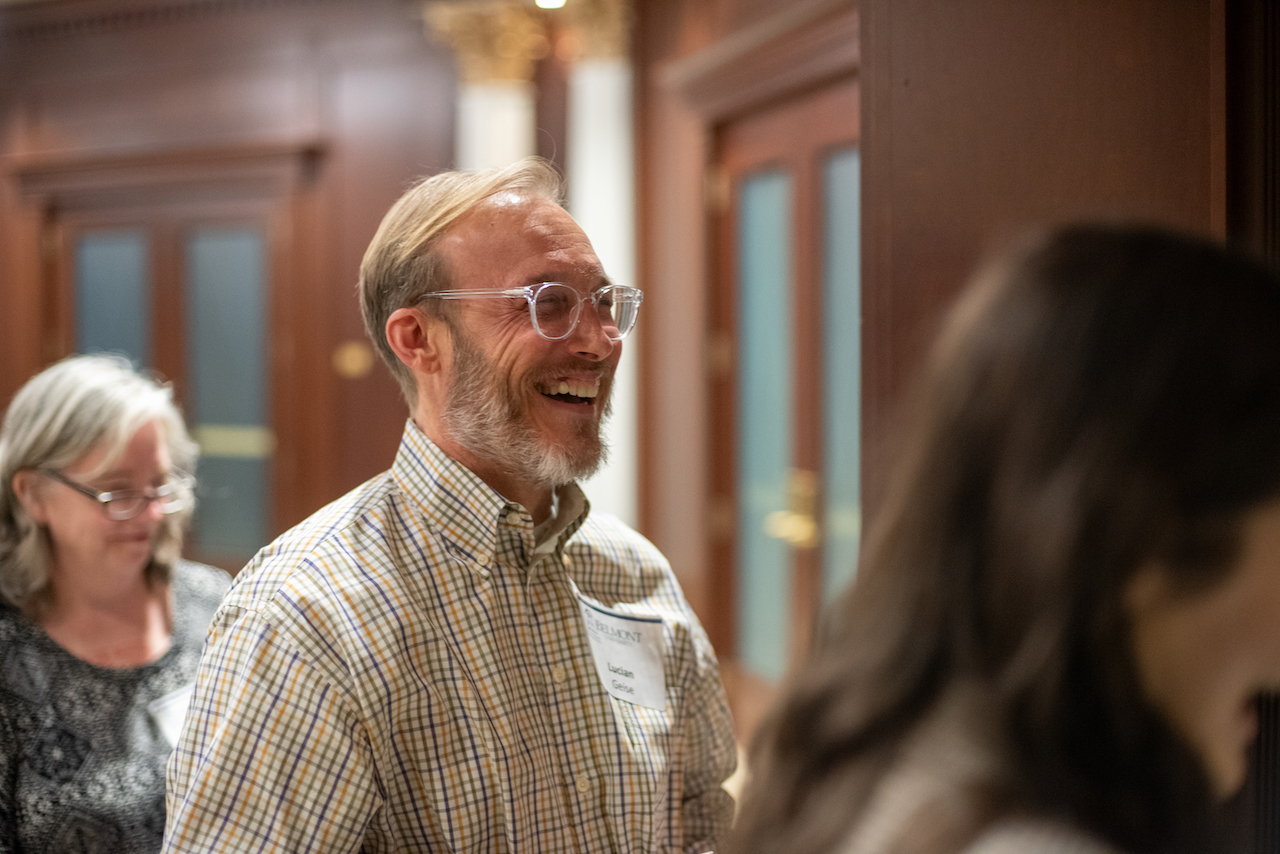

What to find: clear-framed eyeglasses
left=421, top=282, right=644, bottom=342
left=40, top=469, right=194, bottom=521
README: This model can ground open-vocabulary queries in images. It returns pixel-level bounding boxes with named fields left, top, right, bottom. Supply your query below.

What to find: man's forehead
left=483, top=189, right=537, bottom=211
left=440, top=194, right=600, bottom=276
left=444, top=193, right=554, bottom=245
left=459, top=190, right=556, bottom=225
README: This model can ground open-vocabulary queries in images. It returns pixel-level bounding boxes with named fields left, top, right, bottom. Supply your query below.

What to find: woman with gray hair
left=0, top=354, right=229, bottom=852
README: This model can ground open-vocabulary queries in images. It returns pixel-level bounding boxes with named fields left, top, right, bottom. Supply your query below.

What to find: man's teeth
left=547, top=379, right=599, bottom=398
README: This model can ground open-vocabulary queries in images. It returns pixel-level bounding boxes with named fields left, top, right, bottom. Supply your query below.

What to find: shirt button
left=575, top=776, right=590, bottom=794
left=505, top=509, right=522, bottom=526
left=551, top=664, right=567, bottom=684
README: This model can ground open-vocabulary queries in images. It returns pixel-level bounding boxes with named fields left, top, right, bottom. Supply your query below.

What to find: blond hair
left=358, top=156, right=565, bottom=405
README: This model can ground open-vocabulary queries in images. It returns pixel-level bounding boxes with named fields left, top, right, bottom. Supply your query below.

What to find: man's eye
left=537, top=295, right=573, bottom=314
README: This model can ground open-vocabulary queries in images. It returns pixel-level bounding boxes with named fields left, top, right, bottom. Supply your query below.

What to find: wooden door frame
left=710, top=78, right=858, bottom=739
left=50, top=201, right=273, bottom=410
left=656, top=0, right=858, bottom=741
left=52, top=210, right=189, bottom=412
left=660, top=0, right=857, bottom=639
left=12, top=141, right=324, bottom=563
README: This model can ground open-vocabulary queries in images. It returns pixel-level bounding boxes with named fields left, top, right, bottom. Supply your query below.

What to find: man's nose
left=568, top=307, right=617, bottom=362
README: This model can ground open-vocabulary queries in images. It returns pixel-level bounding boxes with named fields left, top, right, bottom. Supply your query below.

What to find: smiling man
left=163, top=159, right=737, bottom=853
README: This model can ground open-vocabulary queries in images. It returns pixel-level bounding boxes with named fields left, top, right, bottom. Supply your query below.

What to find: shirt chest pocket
left=610, top=695, right=677, bottom=793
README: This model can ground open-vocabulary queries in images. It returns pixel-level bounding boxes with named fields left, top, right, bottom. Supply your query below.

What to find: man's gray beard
left=441, top=328, right=611, bottom=490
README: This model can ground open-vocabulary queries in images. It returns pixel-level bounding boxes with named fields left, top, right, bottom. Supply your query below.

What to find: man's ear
left=11, top=471, right=49, bottom=525
left=386, top=307, right=451, bottom=376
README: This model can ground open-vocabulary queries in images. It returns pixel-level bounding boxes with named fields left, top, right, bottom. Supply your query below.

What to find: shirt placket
left=486, top=508, right=590, bottom=853
left=512, top=519, right=634, bottom=854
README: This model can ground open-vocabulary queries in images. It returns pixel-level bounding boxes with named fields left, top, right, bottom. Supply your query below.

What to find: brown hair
left=358, top=156, right=564, bottom=405
left=732, top=225, right=1280, bottom=854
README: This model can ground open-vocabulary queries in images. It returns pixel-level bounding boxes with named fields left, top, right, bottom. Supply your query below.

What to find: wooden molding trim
left=10, top=141, right=326, bottom=210
left=0, top=0, right=337, bottom=41
left=659, top=0, right=858, bottom=123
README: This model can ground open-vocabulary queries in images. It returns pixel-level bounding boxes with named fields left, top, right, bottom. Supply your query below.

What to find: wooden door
left=709, top=76, right=859, bottom=737
left=47, top=193, right=286, bottom=573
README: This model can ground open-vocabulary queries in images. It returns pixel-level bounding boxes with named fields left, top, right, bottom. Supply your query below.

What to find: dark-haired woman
left=731, top=225, right=1280, bottom=854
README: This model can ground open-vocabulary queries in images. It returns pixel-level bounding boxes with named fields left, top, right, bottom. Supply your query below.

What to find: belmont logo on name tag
left=148, top=683, right=195, bottom=748
left=578, top=597, right=666, bottom=710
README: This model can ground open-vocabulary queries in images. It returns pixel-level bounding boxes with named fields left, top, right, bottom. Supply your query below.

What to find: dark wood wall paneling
left=1229, top=2, right=1280, bottom=850
left=0, top=0, right=457, bottom=543
left=534, top=16, right=570, bottom=179
left=1226, top=0, right=1280, bottom=264
left=859, top=0, right=1228, bottom=518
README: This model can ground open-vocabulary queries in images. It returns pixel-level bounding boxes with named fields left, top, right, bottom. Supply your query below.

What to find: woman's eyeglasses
left=41, top=469, right=194, bottom=521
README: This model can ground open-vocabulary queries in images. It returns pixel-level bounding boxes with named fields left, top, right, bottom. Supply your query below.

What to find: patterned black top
left=0, top=561, right=229, bottom=854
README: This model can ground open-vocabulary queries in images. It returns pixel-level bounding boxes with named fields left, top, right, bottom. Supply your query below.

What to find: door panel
left=62, top=208, right=275, bottom=571
left=712, top=76, right=858, bottom=738
left=735, top=170, right=795, bottom=682
left=74, top=229, right=151, bottom=364
left=184, top=225, right=271, bottom=559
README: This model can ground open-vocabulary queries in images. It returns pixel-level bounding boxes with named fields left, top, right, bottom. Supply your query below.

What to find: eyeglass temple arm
left=422, top=288, right=527, bottom=300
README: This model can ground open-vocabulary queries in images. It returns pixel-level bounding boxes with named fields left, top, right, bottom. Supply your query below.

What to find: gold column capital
left=425, top=1, right=549, bottom=84
left=560, top=0, right=630, bottom=61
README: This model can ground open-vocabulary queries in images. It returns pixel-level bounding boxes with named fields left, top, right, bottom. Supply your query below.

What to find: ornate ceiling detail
left=425, top=1, right=549, bottom=84
left=559, top=0, right=629, bottom=61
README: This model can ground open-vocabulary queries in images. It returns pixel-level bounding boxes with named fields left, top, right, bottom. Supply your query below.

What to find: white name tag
left=579, top=598, right=667, bottom=710
left=147, top=684, right=195, bottom=748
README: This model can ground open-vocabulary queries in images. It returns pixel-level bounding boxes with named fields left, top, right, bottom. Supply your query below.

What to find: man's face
left=433, top=193, right=621, bottom=490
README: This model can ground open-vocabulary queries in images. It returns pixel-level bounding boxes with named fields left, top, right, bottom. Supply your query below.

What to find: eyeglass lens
left=103, top=480, right=190, bottom=521
left=531, top=284, right=640, bottom=341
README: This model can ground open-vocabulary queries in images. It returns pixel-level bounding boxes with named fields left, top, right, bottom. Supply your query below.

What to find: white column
left=427, top=0, right=637, bottom=525
left=426, top=1, right=544, bottom=170
left=567, top=54, right=638, bottom=527
left=457, top=82, right=537, bottom=171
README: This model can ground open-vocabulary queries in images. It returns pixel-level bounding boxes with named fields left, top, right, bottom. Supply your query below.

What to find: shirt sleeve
left=163, top=605, right=382, bottom=853
left=676, top=618, right=738, bottom=854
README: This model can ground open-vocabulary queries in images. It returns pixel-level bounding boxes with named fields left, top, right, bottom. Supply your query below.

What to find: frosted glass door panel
left=822, top=147, right=861, bottom=599
left=74, top=230, right=150, bottom=365
left=735, top=171, right=794, bottom=682
left=186, top=227, right=270, bottom=558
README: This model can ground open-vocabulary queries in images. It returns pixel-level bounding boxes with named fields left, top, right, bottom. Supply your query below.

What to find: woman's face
left=18, top=420, right=172, bottom=585
left=1127, top=497, right=1280, bottom=799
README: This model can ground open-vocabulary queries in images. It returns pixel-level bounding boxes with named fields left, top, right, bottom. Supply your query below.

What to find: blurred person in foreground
left=0, top=353, right=230, bottom=852
left=164, top=157, right=736, bottom=853
left=732, top=224, right=1280, bottom=854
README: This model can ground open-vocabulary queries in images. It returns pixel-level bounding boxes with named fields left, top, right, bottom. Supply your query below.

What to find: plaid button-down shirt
left=164, top=421, right=737, bottom=853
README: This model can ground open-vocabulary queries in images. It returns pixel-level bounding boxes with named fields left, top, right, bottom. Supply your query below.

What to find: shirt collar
left=391, top=419, right=590, bottom=567
left=531, top=483, right=588, bottom=558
